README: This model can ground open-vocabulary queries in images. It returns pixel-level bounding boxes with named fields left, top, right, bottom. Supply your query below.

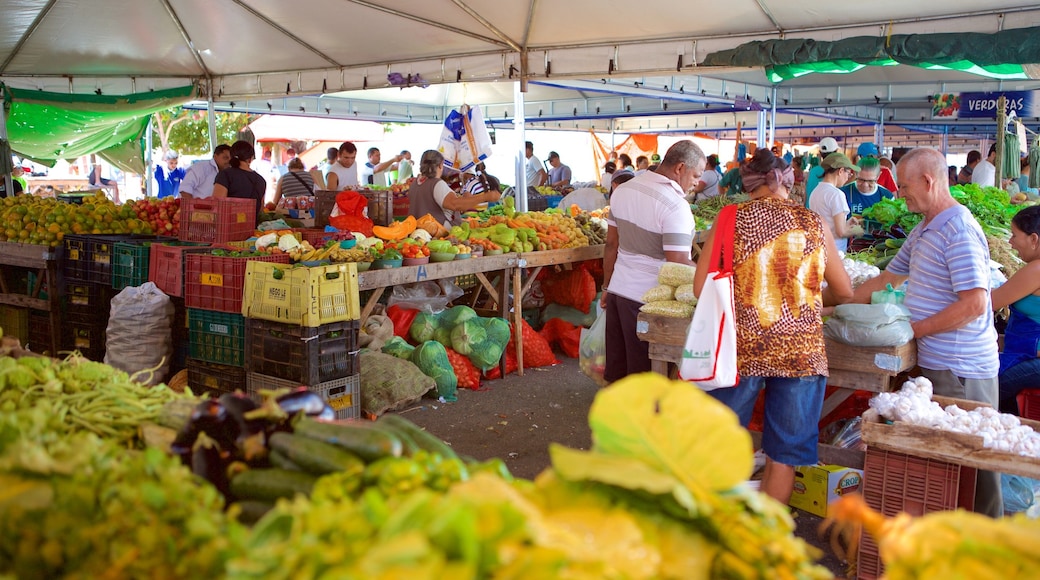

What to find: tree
left=151, top=108, right=256, bottom=157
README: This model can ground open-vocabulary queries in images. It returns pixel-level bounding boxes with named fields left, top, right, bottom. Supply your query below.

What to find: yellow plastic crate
left=242, top=261, right=359, bottom=326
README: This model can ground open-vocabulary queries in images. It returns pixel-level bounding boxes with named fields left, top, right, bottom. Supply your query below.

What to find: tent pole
left=877, top=108, right=885, bottom=154
left=145, top=116, right=154, bottom=198
left=0, top=90, right=11, bottom=198
left=514, top=80, right=528, bottom=213
left=768, top=87, right=777, bottom=148
left=207, top=95, right=218, bottom=151
left=756, top=110, right=767, bottom=149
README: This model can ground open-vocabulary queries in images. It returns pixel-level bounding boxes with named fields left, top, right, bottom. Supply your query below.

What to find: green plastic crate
left=188, top=308, right=246, bottom=367
left=111, top=241, right=153, bottom=290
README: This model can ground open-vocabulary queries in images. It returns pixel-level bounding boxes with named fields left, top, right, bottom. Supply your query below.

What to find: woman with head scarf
left=408, top=150, right=501, bottom=229
left=694, top=148, right=853, bottom=505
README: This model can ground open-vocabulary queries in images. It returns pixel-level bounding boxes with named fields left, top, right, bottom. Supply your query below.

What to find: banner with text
left=932, top=91, right=1039, bottom=119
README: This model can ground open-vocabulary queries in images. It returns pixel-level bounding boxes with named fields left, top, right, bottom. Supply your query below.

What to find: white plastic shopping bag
left=678, top=205, right=739, bottom=390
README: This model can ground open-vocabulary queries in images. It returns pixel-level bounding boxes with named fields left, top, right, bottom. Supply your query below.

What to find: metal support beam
left=145, top=117, right=154, bottom=198
left=0, top=88, right=11, bottom=197
left=768, top=87, right=778, bottom=147
left=514, top=81, right=528, bottom=213
left=756, top=110, right=767, bottom=148
left=207, top=82, right=218, bottom=150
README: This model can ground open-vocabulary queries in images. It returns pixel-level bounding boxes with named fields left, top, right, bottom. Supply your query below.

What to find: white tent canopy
left=248, top=115, right=384, bottom=143
left=4, top=1, right=1040, bottom=152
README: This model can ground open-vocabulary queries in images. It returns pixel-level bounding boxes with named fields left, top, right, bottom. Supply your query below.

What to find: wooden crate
left=861, top=395, right=1040, bottom=480
left=824, top=338, right=916, bottom=392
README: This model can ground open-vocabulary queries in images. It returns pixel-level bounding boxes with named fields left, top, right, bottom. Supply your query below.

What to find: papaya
left=372, top=215, right=417, bottom=240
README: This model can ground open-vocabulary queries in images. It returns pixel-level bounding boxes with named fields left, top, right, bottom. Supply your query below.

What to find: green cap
left=821, top=152, right=860, bottom=172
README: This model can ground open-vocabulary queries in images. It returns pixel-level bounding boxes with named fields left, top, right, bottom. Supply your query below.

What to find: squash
left=372, top=215, right=417, bottom=240
left=416, top=213, right=449, bottom=238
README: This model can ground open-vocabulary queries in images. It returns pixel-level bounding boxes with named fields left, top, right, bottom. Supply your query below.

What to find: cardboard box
left=789, top=464, right=864, bottom=517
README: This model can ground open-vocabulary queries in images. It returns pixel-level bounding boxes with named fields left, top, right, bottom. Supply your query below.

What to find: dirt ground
left=400, top=356, right=849, bottom=578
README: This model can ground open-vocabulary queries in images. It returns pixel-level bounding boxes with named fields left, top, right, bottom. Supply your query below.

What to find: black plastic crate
left=64, top=281, right=113, bottom=324
left=245, top=318, right=360, bottom=386
left=171, top=296, right=189, bottom=341
left=186, top=358, right=248, bottom=396
left=28, top=309, right=55, bottom=356
left=64, top=319, right=107, bottom=362
left=64, top=234, right=173, bottom=285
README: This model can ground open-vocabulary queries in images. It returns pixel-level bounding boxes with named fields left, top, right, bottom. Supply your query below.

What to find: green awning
left=1, top=84, right=196, bottom=173
left=701, top=27, right=1040, bottom=83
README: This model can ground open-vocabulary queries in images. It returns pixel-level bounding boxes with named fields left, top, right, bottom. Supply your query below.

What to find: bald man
left=853, top=147, right=1002, bottom=518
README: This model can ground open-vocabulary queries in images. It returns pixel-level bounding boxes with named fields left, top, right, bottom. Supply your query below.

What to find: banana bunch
left=535, top=186, right=557, bottom=196
left=826, top=494, right=1040, bottom=579
left=288, top=241, right=317, bottom=262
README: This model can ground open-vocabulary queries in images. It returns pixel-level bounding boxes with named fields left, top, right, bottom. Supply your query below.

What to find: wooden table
left=0, top=242, right=63, bottom=355
left=357, top=253, right=520, bottom=375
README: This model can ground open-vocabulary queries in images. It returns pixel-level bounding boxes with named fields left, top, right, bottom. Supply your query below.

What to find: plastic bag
left=579, top=305, right=608, bottom=387
left=1002, top=474, right=1038, bottom=514
left=541, top=269, right=597, bottom=314
left=104, top=282, right=174, bottom=385
left=871, top=282, right=906, bottom=305
left=540, top=300, right=598, bottom=328
left=387, top=280, right=465, bottom=314
left=823, top=303, right=914, bottom=347
left=386, top=305, right=419, bottom=339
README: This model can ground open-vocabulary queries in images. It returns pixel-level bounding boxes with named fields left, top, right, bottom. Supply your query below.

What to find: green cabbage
left=409, top=312, right=441, bottom=344
left=381, top=336, right=415, bottom=360
left=409, top=341, right=457, bottom=401
left=465, top=317, right=511, bottom=370
left=450, top=319, right=487, bottom=356
left=439, top=305, right=478, bottom=329
left=433, top=326, right=454, bottom=348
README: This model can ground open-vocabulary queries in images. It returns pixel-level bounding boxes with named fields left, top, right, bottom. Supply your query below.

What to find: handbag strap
left=710, top=204, right=737, bottom=274
left=289, top=171, right=315, bottom=195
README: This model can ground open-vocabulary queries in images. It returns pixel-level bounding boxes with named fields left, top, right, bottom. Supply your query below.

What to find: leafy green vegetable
left=409, top=312, right=441, bottom=344
left=410, top=341, right=457, bottom=402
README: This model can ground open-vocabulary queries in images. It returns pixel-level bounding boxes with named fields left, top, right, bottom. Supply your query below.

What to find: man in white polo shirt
left=179, top=144, right=232, bottom=200
left=601, top=141, right=705, bottom=382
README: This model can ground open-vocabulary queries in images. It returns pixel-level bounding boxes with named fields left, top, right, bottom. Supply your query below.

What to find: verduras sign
left=932, top=91, right=1038, bottom=119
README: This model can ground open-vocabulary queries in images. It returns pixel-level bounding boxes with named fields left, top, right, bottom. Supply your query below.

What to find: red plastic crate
left=184, top=252, right=291, bottom=314
left=1017, top=389, right=1040, bottom=421
left=857, top=448, right=975, bottom=579
left=393, top=192, right=410, bottom=218
left=179, top=197, right=257, bottom=243
left=149, top=243, right=212, bottom=297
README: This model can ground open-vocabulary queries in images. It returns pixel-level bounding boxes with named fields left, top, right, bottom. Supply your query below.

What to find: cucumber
left=268, top=448, right=303, bottom=471
left=373, top=417, right=422, bottom=456
left=377, top=414, right=458, bottom=460
left=230, top=468, right=316, bottom=502
left=269, top=432, right=365, bottom=476
left=292, top=417, right=403, bottom=462
left=232, top=500, right=275, bottom=526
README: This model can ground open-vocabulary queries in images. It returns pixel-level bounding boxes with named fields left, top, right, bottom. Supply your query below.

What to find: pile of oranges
left=0, top=192, right=155, bottom=247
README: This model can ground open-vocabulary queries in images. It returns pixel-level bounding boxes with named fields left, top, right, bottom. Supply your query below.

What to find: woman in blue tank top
left=992, top=205, right=1040, bottom=414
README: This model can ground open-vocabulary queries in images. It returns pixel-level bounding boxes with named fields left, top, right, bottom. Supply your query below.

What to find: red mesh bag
left=386, top=305, right=419, bottom=340
left=445, top=347, right=481, bottom=390
left=539, top=318, right=581, bottom=359
left=540, top=269, right=596, bottom=314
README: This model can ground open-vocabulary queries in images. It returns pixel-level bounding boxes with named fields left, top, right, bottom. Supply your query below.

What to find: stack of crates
left=182, top=250, right=290, bottom=396
left=148, top=242, right=212, bottom=381
left=242, top=260, right=362, bottom=419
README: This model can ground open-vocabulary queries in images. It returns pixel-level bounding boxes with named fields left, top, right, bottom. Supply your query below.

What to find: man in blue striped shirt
left=854, top=147, right=1002, bottom=517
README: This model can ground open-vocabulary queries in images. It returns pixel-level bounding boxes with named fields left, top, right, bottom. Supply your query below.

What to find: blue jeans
left=709, top=375, right=826, bottom=467
left=998, top=358, right=1040, bottom=415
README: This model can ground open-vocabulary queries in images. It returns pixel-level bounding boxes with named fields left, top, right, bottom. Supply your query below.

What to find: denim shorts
left=708, top=375, right=827, bottom=467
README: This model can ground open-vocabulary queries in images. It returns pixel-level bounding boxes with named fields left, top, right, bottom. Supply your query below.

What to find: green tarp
left=701, top=27, right=1040, bottom=83
left=1, top=84, right=196, bottom=173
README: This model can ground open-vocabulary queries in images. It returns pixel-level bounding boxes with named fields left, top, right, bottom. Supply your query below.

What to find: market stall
left=0, top=241, right=62, bottom=355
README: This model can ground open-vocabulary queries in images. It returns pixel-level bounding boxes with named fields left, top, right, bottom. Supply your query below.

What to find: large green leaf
left=549, top=444, right=680, bottom=495
left=588, top=373, right=753, bottom=493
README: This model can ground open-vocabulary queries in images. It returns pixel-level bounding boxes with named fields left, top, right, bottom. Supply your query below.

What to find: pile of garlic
left=871, top=376, right=1040, bottom=458
left=842, top=257, right=881, bottom=288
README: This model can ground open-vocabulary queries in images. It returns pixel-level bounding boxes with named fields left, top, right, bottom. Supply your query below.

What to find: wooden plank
left=820, top=388, right=857, bottom=418
left=824, top=337, right=916, bottom=375
left=0, top=241, right=61, bottom=264
left=748, top=427, right=866, bottom=469
left=359, top=287, right=385, bottom=324
left=473, top=272, right=499, bottom=304
left=513, top=267, right=524, bottom=375
left=826, top=369, right=891, bottom=393
left=648, top=342, right=682, bottom=365
left=0, top=295, right=49, bottom=310
left=519, top=245, right=604, bottom=268
left=636, top=312, right=689, bottom=347
left=357, top=253, right=519, bottom=291
left=861, top=403, right=1040, bottom=480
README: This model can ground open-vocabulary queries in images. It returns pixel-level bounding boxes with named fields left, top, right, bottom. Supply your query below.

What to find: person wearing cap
left=601, top=141, right=704, bottom=383
left=841, top=156, right=894, bottom=216
left=546, top=151, right=572, bottom=189
left=809, top=152, right=862, bottom=253
left=971, top=143, right=998, bottom=187
left=853, top=147, right=1002, bottom=518
left=154, top=150, right=186, bottom=199
left=804, top=137, right=840, bottom=207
